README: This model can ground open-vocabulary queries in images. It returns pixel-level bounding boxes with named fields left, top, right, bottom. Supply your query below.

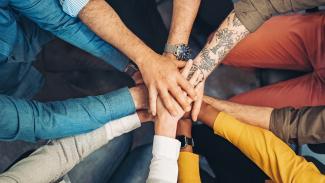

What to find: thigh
left=67, top=133, right=132, bottom=183
left=230, top=73, right=325, bottom=108
left=223, top=13, right=325, bottom=72
left=109, top=144, right=153, bottom=183
left=192, top=125, right=267, bottom=183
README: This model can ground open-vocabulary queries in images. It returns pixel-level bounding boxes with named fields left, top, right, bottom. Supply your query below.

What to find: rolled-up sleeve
left=234, top=0, right=325, bottom=32
left=0, top=87, right=136, bottom=142
left=60, top=0, right=90, bottom=17
left=270, top=106, right=325, bottom=145
left=9, top=0, right=130, bottom=72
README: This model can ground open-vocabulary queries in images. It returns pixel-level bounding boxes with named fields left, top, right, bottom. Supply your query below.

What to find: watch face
left=176, top=45, right=191, bottom=61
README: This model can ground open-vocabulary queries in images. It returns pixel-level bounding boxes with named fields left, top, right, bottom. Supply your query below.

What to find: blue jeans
left=67, top=140, right=153, bottom=183
left=67, top=133, right=133, bottom=183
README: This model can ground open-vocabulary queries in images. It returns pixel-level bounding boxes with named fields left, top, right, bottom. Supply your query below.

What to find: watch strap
left=176, top=135, right=195, bottom=148
left=124, top=62, right=139, bottom=77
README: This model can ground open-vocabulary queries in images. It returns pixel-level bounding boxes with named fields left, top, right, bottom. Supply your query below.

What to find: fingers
left=181, top=60, right=193, bottom=77
left=159, top=88, right=183, bottom=116
left=189, top=69, right=200, bottom=86
left=169, top=86, right=191, bottom=112
left=178, top=75, right=197, bottom=101
left=149, top=86, right=158, bottom=116
left=191, top=97, right=202, bottom=121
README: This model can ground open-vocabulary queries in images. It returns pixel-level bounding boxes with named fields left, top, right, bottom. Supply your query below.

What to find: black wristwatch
left=164, top=44, right=192, bottom=61
left=124, top=62, right=139, bottom=77
left=176, top=135, right=194, bottom=149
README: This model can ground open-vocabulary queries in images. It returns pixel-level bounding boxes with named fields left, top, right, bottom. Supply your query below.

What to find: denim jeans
left=67, top=133, right=133, bottom=183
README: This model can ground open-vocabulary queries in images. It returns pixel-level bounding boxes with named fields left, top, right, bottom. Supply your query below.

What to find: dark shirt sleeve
left=234, top=0, right=325, bottom=32
left=0, top=87, right=135, bottom=142
left=270, top=106, right=325, bottom=145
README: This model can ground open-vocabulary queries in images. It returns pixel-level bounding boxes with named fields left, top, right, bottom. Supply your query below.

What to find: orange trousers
left=223, top=12, right=325, bottom=108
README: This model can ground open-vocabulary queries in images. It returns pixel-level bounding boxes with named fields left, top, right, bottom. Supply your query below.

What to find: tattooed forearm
left=198, top=48, right=216, bottom=73
left=191, top=11, right=249, bottom=79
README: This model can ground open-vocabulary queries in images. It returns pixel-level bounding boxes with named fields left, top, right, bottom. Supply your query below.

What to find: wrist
left=155, top=118, right=178, bottom=138
left=198, top=102, right=219, bottom=128
left=176, top=119, right=192, bottom=137
left=129, top=86, right=147, bottom=110
left=135, top=50, right=159, bottom=69
left=193, top=58, right=210, bottom=80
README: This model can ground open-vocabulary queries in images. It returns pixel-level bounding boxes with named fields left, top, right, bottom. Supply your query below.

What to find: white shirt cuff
left=152, top=135, right=181, bottom=160
left=60, top=0, right=90, bottom=17
left=104, top=113, right=141, bottom=141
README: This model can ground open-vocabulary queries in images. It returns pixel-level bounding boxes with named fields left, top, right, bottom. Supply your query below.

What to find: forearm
left=197, top=104, right=324, bottom=183
left=10, top=0, right=130, bottom=72
left=0, top=87, right=137, bottom=142
left=0, top=114, right=142, bottom=183
left=193, top=11, right=249, bottom=79
left=167, top=0, right=201, bottom=45
left=79, top=0, right=156, bottom=67
left=204, top=96, right=273, bottom=130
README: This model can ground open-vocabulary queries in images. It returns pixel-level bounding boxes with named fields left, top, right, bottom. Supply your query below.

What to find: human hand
left=137, top=54, right=197, bottom=116
left=183, top=61, right=205, bottom=121
left=136, top=110, right=154, bottom=123
left=154, top=60, right=195, bottom=138
left=129, top=85, right=148, bottom=110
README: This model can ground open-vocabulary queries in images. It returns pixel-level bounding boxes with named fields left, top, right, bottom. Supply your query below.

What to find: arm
left=146, top=99, right=182, bottom=183
left=0, top=112, right=151, bottom=183
left=203, top=96, right=273, bottom=130
left=204, top=96, right=325, bottom=146
left=177, top=119, right=201, bottom=183
left=9, top=0, right=129, bottom=72
left=77, top=0, right=197, bottom=116
left=185, top=11, right=249, bottom=120
left=147, top=61, right=195, bottom=183
left=189, top=0, right=325, bottom=81
left=197, top=102, right=325, bottom=183
left=0, top=86, right=146, bottom=142
left=164, top=0, right=201, bottom=57
left=234, top=0, right=325, bottom=32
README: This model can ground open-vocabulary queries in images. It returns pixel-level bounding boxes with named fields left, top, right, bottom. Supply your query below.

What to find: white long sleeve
left=0, top=114, right=141, bottom=183
left=147, top=135, right=181, bottom=183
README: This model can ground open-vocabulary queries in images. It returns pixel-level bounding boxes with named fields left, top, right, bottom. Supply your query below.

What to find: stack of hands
left=130, top=58, right=206, bottom=147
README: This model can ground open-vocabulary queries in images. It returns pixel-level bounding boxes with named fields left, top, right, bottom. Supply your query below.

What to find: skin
left=203, top=96, right=273, bottom=130
left=176, top=119, right=193, bottom=152
left=164, top=0, right=201, bottom=58
left=78, top=0, right=197, bottom=117
left=155, top=61, right=194, bottom=138
left=185, top=11, right=250, bottom=121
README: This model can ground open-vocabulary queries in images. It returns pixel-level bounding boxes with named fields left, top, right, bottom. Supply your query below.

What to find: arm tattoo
left=198, top=48, right=216, bottom=73
left=194, top=11, right=249, bottom=77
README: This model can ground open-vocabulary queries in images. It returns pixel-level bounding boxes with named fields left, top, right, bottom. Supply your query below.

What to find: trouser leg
left=109, top=144, right=153, bottom=183
left=67, top=133, right=133, bottom=183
